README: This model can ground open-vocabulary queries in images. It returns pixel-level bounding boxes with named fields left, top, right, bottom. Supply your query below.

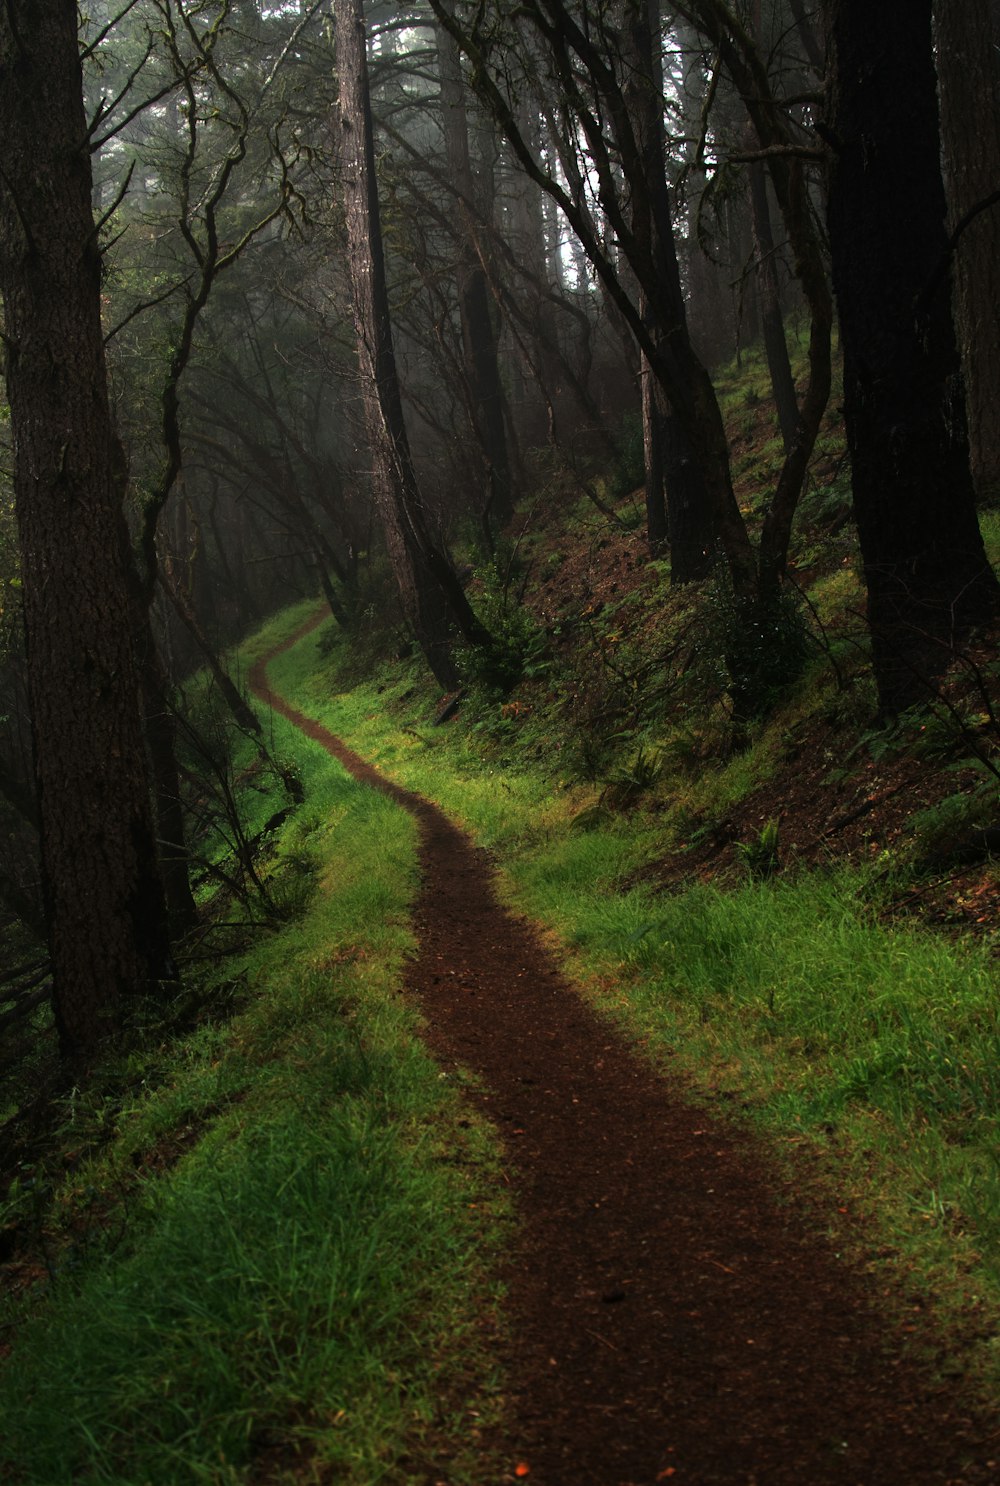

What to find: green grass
left=0, top=610, right=508, bottom=1484
left=11, top=573, right=999, bottom=1479
left=979, top=507, right=1000, bottom=569
left=285, top=610, right=1000, bottom=1382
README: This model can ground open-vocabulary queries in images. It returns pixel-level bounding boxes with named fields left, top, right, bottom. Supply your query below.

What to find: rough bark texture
left=0, top=0, right=172, bottom=1056
left=934, top=0, right=1000, bottom=502
left=826, top=0, right=1000, bottom=713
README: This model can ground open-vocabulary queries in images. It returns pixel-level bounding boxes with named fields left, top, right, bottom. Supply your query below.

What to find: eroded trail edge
left=252, top=621, right=994, bottom=1485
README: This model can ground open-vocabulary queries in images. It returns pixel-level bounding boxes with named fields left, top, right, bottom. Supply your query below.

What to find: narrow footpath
left=252, top=620, right=997, bottom=1486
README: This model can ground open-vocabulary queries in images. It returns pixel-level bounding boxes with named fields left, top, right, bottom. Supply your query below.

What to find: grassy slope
left=271, top=575, right=1000, bottom=1390
left=0, top=604, right=508, bottom=1484
left=6, top=344, right=1000, bottom=1474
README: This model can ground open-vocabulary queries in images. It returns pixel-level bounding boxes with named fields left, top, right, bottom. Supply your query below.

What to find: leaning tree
left=334, top=0, right=495, bottom=688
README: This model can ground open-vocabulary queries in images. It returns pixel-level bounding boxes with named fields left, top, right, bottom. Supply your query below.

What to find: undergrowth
left=288, top=608, right=1000, bottom=1390
left=0, top=607, right=507, bottom=1484
left=5, top=332, right=1000, bottom=1472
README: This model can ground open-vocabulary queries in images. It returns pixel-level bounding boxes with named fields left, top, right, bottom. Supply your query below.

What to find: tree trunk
left=934, top=0, right=1000, bottom=503
left=160, top=562, right=262, bottom=735
left=697, top=0, right=833, bottom=599
left=138, top=632, right=199, bottom=933
left=507, top=99, right=562, bottom=444
left=624, top=0, right=715, bottom=577
left=748, top=159, right=798, bottom=451
left=436, top=19, right=515, bottom=536
left=640, top=346, right=669, bottom=557
left=662, top=409, right=715, bottom=582
left=826, top=0, right=1000, bottom=713
left=0, top=0, right=173, bottom=1057
left=335, top=0, right=491, bottom=689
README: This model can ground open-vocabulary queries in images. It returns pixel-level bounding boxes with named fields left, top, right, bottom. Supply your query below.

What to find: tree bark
left=934, top=0, right=1000, bottom=503
left=436, top=19, right=515, bottom=537
left=639, top=347, right=669, bottom=557
left=748, top=158, right=798, bottom=451
left=0, top=0, right=173, bottom=1057
left=826, top=0, right=1000, bottom=713
left=137, top=630, right=199, bottom=933
left=624, top=0, right=715, bottom=577
left=335, top=0, right=491, bottom=688
left=690, top=0, right=833, bottom=598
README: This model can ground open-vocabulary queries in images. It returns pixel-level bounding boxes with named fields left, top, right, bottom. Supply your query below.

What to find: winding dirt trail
left=252, top=618, right=997, bottom=1486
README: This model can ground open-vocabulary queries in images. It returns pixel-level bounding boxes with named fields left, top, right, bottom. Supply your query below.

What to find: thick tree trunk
left=662, top=410, right=714, bottom=583
left=934, top=0, right=1000, bottom=503
left=0, top=0, right=173, bottom=1056
left=826, top=0, right=1000, bottom=713
left=640, top=341, right=714, bottom=581
left=335, top=0, right=490, bottom=689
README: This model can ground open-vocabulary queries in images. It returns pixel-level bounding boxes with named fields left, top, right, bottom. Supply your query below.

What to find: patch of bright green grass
left=265, top=611, right=578, bottom=856
left=979, top=507, right=1000, bottom=570
left=0, top=615, right=507, bottom=1485
left=280, top=611, right=1000, bottom=1384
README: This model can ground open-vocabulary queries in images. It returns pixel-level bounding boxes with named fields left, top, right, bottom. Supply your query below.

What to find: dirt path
left=252, top=621, right=997, bottom=1485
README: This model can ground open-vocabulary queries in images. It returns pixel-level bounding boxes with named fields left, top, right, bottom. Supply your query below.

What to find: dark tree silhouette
left=335, top=0, right=493, bottom=689
left=825, top=0, right=1000, bottom=712
left=935, top=0, right=1000, bottom=503
left=0, top=0, right=173, bottom=1057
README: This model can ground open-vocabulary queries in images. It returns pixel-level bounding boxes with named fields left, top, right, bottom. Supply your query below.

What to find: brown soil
left=252, top=619, right=1000, bottom=1486
left=524, top=488, right=1000, bottom=943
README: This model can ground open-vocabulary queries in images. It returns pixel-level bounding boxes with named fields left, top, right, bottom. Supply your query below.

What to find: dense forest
left=2, top=1, right=1000, bottom=1481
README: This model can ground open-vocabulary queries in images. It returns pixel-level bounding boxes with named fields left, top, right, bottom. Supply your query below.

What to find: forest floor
left=521, top=475, right=1000, bottom=944
left=252, top=616, right=1000, bottom=1486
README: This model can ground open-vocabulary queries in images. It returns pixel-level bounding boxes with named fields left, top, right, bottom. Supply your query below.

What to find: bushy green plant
left=600, top=745, right=663, bottom=810
left=608, top=410, right=645, bottom=500
left=735, top=816, right=781, bottom=878
left=909, top=782, right=1000, bottom=863
left=456, top=546, right=550, bottom=699
left=698, top=573, right=810, bottom=720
